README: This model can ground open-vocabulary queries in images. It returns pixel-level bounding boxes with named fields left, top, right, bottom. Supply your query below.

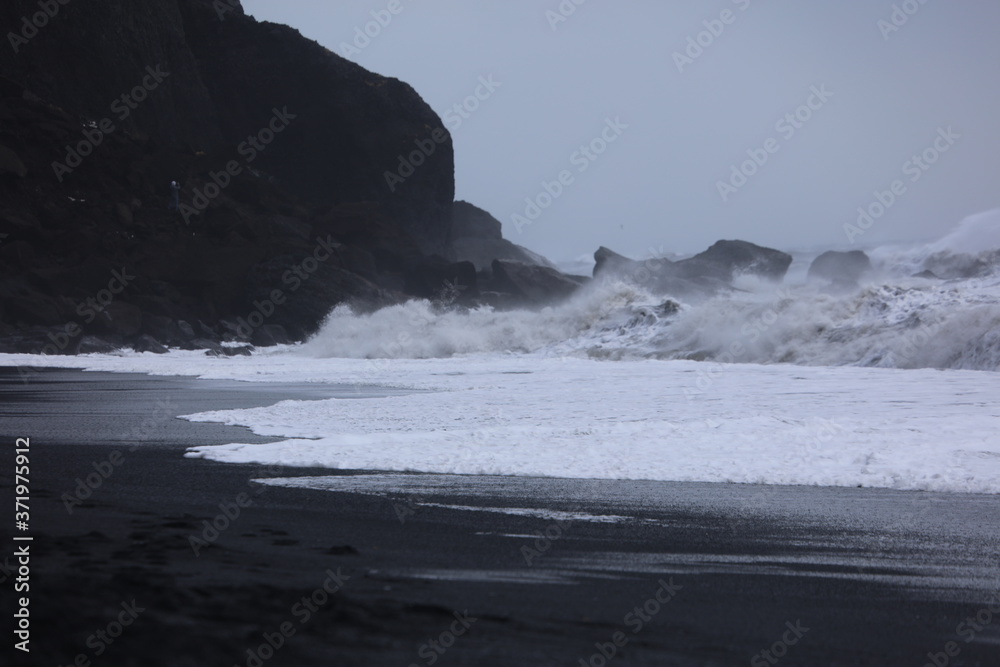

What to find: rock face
left=490, top=260, right=585, bottom=307
left=674, top=240, right=792, bottom=283
left=449, top=201, right=557, bottom=271
left=0, top=0, right=545, bottom=353
left=594, top=247, right=640, bottom=276
left=808, top=250, right=872, bottom=285
left=593, top=240, right=792, bottom=299
left=0, top=0, right=454, bottom=252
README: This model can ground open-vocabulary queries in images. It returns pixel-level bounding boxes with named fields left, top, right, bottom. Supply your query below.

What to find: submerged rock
left=921, top=251, right=993, bottom=280
left=132, top=334, right=169, bottom=355
left=674, top=240, right=792, bottom=283
left=592, top=240, right=791, bottom=299
left=808, top=250, right=872, bottom=286
left=593, top=246, right=643, bottom=277
left=490, top=260, right=585, bottom=306
left=450, top=202, right=558, bottom=271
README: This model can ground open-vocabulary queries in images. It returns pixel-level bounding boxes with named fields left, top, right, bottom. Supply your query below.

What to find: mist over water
left=303, top=211, right=1000, bottom=372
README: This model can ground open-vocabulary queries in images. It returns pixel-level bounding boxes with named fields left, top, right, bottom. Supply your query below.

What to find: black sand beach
left=3, top=368, right=999, bottom=666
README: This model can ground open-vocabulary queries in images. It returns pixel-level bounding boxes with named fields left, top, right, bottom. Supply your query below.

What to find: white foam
left=289, top=212, right=1000, bottom=371
left=5, top=218, right=1000, bottom=495
left=163, top=354, right=1000, bottom=495
left=4, top=342, right=999, bottom=493
left=295, top=274, right=1000, bottom=372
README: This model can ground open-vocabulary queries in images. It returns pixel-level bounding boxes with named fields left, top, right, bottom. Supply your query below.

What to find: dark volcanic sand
left=2, top=367, right=999, bottom=666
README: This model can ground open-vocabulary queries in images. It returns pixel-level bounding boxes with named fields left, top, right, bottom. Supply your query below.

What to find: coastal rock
left=251, top=324, right=291, bottom=347
left=593, top=246, right=642, bottom=277
left=97, top=303, right=144, bottom=337
left=142, top=315, right=184, bottom=346
left=0, top=0, right=468, bottom=350
left=132, top=334, right=169, bottom=355
left=245, top=256, right=388, bottom=339
left=593, top=247, right=714, bottom=299
left=77, top=335, right=124, bottom=355
left=0, top=0, right=454, bottom=252
left=190, top=338, right=225, bottom=354
left=592, top=241, right=787, bottom=299
left=450, top=202, right=558, bottom=271
left=0, top=0, right=589, bottom=350
left=177, top=320, right=196, bottom=338
left=808, top=251, right=872, bottom=285
left=674, top=240, right=792, bottom=283
left=921, top=252, right=992, bottom=280
left=452, top=200, right=503, bottom=241
left=490, top=260, right=585, bottom=306
left=0, top=144, right=27, bottom=178
left=0, top=282, right=65, bottom=326
left=403, top=258, right=479, bottom=303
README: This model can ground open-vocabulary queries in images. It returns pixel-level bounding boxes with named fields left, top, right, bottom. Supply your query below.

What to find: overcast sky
left=241, top=0, right=1000, bottom=262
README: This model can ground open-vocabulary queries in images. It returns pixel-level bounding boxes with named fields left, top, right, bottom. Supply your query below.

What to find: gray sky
left=241, top=0, right=1000, bottom=262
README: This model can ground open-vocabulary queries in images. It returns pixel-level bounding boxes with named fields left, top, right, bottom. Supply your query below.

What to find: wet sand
left=2, top=367, right=999, bottom=666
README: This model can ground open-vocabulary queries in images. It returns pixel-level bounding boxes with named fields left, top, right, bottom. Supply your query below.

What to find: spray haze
left=301, top=213, right=1000, bottom=371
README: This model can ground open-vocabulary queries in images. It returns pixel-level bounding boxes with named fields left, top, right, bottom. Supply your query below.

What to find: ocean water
left=300, top=209, right=1000, bottom=371
left=4, top=210, right=1000, bottom=494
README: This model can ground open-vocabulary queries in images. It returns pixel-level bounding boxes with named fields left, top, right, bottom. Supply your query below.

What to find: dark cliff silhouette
left=0, top=0, right=482, bottom=352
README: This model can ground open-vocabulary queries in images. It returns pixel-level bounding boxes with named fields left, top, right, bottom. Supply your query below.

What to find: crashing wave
left=302, top=210, right=1000, bottom=371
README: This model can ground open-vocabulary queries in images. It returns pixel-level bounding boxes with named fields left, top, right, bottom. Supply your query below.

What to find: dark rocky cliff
left=0, top=0, right=454, bottom=248
left=0, top=0, right=468, bottom=353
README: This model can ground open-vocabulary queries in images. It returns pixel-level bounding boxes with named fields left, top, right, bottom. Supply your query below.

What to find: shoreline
left=4, top=368, right=1000, bottom=665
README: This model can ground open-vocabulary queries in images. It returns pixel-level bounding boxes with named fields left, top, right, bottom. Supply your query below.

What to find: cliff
left=0, top=0, right=465, bottom=352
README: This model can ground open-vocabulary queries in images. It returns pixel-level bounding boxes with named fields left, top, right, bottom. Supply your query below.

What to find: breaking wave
left=302, top=210, right=1000, bottom=372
